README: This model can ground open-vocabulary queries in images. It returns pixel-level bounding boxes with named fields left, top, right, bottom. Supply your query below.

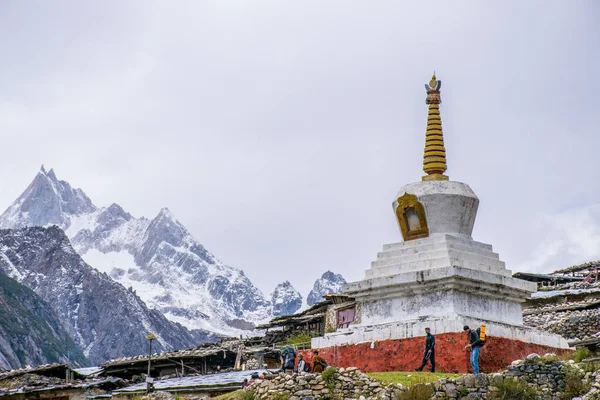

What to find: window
left=337, top=308, right=355, bottom=328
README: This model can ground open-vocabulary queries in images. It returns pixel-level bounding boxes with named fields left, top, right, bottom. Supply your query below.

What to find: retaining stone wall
left=248, top=354, right=599, bottom=400
left=524, top=309, right=600, bottom=342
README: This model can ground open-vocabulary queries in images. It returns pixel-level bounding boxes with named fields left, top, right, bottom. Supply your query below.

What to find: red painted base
left=299, top=333, right=571, bottom=373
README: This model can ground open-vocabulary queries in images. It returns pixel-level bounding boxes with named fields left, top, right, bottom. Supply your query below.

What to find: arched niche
left=395, top=193, right=429, bottom=241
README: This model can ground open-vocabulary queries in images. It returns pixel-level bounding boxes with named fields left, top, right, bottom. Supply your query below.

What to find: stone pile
left=524, top=309, right=600, bottom=341
left=251, top=367, right=395, bottom=399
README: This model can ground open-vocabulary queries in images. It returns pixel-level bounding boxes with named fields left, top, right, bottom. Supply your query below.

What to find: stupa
left=311, top=75, right=570, bottom=373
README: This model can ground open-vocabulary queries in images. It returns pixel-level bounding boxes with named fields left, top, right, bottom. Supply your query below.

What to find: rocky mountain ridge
left=0, top=167, right=347, bottom=336
left=270, top=281, right=302, bottom=317
left=307, top=270, right=346, bottom=306
left=0, top=226, right=215, bottom=365
left=0, top=270, right=87, bottom=370
left=0, top=168, right=272, bottom=334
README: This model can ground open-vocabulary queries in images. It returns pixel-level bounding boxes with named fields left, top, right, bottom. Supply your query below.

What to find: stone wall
left=248, top=354, right=599, bottom=400
left=252, top=367, right=388, bottom=399
left=524, top=309, right=600, bottom=342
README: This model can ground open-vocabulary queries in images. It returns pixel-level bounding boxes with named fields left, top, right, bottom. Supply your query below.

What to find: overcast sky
left=1, top=1, right=599, bottom=298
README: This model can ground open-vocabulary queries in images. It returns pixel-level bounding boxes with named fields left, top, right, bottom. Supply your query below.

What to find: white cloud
left=517, top=204, right=600, bottom=274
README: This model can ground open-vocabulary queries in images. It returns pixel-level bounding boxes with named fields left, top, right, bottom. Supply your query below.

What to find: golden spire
left=422, top=73, right=448, bottom=181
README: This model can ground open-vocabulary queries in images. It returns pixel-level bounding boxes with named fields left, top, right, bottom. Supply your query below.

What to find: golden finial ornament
left=422, top=73, right=448, bottom=181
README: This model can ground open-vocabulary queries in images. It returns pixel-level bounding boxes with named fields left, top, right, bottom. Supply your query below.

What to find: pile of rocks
left=524, top=309, right=600, bottom=341
left=251, top=367, right=395, bottom=399
left=430, top=374, right=489, bottom=399
left=503, top=354, right=570, bottom=399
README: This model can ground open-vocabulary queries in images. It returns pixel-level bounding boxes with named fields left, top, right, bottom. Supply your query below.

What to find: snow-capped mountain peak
left=0, top=168, right=272, bottom=335
left=0, top=166, right=96, bottom=230
left=270, top=281, right=302, bottom=317
left=306, top=270, right=346, bottom=306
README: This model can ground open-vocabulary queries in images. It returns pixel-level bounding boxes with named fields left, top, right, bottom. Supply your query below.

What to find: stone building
left=516, top=262, right=600, bottom=354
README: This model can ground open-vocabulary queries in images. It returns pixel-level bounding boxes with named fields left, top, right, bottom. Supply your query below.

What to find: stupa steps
left=365, top=257, right=512, bottom=279
left=371, top=247, right=505, bottom=270
left=376, top=241, right=501, bottom=261
left=382, top=235, right=493, bottom=252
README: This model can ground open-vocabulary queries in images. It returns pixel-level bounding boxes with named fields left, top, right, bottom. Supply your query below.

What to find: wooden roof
left=0, top=363, right=74, bottom=381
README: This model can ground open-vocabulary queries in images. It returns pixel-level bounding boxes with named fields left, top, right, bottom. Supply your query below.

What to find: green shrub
left=234, top=388, right=257, bottom=400
left=541, top=353, right=560, bottom=362
left=488, top=378, right=538, bottom=400
left=572, top=347, right=591, bottom=363
left=322, top=366, right=337, bottom=390
left=456, top=386, right=469, bottom=398
left=393, top=382, right=433, bottom=400
left=284, top=333, right=314, bottom=347
left=562, top=365, right=591, bottom=400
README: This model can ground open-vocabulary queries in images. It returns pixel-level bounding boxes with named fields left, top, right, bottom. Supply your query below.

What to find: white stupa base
left=312, top=315, right=570, bottom=349
left=312, top=232, right=569, bottom=350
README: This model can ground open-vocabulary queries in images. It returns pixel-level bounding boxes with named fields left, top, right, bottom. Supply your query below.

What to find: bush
left=562, top=365, right=591, bottom=400
left=234, top=388, right=257, bottom=400
left=393, top=382, right=433, bottom=400
left=488, top=378, right=539, bottom=400
left=572, top=347, right=591, bottom=363
left=284, top=333, right=314, bottom=347
left=322, top=366, right=337, bottom=390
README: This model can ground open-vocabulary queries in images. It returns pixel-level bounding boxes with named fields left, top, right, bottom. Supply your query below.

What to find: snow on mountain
left=306, top=271, right=346, bottom=306
left=0, top=166, right=96, bottom=230
left=0, top=226, right=214, bottom=365
left=0, top=167, right=272, bottom=334
left=270, top=281, right=302, bottom=317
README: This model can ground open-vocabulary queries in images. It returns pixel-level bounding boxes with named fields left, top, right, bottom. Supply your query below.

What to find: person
left=281, top=346, right=296, bottom=374
left=297, top=354, right=306, bottom=373
left=242, top=378, right=249, bottom=388
left=312, top=350, right=327, bottom=373
left=464, top=325, right=483, bottom=374
left=415, top=327, right=435, bottom=372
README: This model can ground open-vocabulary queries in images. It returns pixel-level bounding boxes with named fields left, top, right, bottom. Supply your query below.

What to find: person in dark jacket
left=464, top=325, right=483, bottom=374
left=415, top=327, right=435, bottom=372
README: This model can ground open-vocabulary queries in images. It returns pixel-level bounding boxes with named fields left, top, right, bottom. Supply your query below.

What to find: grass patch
left=283, top=332, right=315, bottom=347
left=488, top=378, right=539, bottom=400
left=393, top=377, right=434, bottom=400
left=571, top=347, right=591, bottom=363
left=213, top=389, right=256, bottom=400
left=367, top=371, right=460, bottom=387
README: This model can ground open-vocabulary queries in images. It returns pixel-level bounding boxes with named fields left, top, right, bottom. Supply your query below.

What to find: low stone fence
left=248, top=353, right=599, bottom=400
left=252, top=367, right=388, bottom=399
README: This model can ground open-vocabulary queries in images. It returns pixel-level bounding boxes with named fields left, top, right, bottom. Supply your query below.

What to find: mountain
left=306, top=271, right=346, bottom=306
left=0, top=226, right=215, bottom=365
left=270, top=281, right=302, bottom=317
left=0, top=270, right=87, bottom=370
left=0, top=166, right=96, bottom=230
left=0, top=167, right=271, bottom=334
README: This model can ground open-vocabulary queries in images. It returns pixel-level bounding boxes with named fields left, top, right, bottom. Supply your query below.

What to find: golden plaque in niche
left=395, top=193, right=429, bottom=241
